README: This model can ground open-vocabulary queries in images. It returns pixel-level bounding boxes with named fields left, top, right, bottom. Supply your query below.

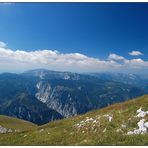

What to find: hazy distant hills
left=0, top=69, right=147, bottom=124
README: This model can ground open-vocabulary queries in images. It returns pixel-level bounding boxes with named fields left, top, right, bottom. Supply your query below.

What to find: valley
left=0, top=69, right=147, bottom=125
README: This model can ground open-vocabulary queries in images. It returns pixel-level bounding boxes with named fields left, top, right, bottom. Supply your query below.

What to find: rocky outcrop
left=0, top=125, right=13, bottom=134
left=35, top=81, right=52, bottom=103
left=35, top=82, right=78, bottom=117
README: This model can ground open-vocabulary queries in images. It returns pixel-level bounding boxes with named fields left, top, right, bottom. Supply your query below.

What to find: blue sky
left=0, top=2, right=147, bottom=74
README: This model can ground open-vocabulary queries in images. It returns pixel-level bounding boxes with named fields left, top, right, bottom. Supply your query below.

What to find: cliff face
left=0, top=69, right=147, bottom=125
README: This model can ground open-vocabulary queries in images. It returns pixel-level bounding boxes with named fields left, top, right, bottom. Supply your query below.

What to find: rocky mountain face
left=0, top=69, right=147, bottom=124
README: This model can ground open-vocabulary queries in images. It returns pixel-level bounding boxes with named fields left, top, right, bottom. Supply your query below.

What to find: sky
left=0, top=2, right=147, bottom=74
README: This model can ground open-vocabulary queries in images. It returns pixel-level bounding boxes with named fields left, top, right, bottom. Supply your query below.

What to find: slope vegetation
left=0, top=115, right=37, bottom=133
left=0, top=95, right=148, bottom=145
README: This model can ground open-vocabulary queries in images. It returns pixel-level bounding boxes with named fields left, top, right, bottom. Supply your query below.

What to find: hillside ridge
left=0, top=94, right=148, bottom=145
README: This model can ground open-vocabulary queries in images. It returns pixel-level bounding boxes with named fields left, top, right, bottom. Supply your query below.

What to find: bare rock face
left=35, top=80, right=78, bottom=117
left=33, top=69, right=147, bottom=120
left=46, top=86, right=78, bottom=117
left=35, top=81, right=52, bottom=103
left=35, top=82, right=78, bottom=117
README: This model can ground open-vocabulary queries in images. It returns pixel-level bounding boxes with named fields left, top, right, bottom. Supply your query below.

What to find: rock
left=93, top=120, right=97, bottom=123
left=127, top=118, right=148, bottom=135
left=121, top=124, right=126, bottom=128
left=136, top=108, right=148, bottom=118
left=23, top=134, right=27, bottom=137
left=116, top=129, right=122, bottom=133
left=0, top=126, right=7, bottom=133
left=8, top=129, right=13, bottom=133
left=144, top=122, right=148, bottom=128
left=39, top=129, right=44, bottom=132
left=103, top=128, right=106, bottom=133
left=137, top=107, right=142, bottom=113
left=15, top=129, right=20, bottom=132
left=103, top=114, right=113, bottom=122
left=35, top=81, right=52, bottom=103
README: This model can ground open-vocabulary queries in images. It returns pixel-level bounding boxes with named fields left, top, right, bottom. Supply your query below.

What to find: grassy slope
left=0, top=115, right=37, bottom=131
left=0, top=94, right=148, bottom=145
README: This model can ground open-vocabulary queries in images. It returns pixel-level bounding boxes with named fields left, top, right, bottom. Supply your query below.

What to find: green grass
left=0, top=115, right=37, bottom=131
left=0, top=94, right=148, bottom=145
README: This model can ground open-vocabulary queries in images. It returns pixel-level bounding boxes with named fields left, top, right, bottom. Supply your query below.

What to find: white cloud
left=0, top=46, right=121, bottom=73
left=0, top=41, right=7, bottom=48
left=128, top=50, right=143, bottom=56
left=0, top=41, right=147, bottom=74
left=124, top=58, right=148, bottom=69
left=108, top=53, right=125, bottom=61
left=0, top=3, right=14, bottom=5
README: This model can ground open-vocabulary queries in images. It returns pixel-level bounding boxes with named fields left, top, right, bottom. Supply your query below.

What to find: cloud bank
left=128, top=50, right=143, bottom=56
left=0, top=3, right=14, bottom=5
left=0, top=41, right=147, bottom=74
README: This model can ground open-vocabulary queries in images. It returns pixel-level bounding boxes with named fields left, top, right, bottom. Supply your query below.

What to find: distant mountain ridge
left=0, top=69, right=147, bottom=124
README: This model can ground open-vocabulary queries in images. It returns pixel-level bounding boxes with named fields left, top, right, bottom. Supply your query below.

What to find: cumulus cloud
left=0, top=41, right=147, bottom=74
left=0, top=41, right=7, bottom=48
left=0, top=44, right=121, bottom=73
left=124, top=58, right=148, bottom=69
left=128, top=50, right=143, bottom=56
left=108, top=53, right=125, bottom=61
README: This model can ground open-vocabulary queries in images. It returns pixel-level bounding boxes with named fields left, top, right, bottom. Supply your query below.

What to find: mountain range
left=0, top=69, right=147, bottom=125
